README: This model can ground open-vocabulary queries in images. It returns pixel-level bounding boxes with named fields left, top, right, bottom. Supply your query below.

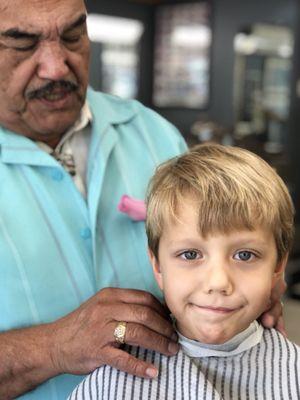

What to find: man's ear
left=148, top=248, right=164, bottom=290
left=272, top=254, right=288, bottom=288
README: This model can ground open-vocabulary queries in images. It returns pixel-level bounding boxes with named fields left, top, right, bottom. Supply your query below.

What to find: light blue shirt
left=0, top=89, right=187, bottom=399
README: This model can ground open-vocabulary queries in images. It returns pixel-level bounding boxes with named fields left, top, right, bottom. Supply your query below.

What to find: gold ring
left=114, top=321, right=127, bottom=344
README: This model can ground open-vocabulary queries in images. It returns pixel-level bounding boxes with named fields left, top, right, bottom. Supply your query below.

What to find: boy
left=69, top=144, right=300, bottom=399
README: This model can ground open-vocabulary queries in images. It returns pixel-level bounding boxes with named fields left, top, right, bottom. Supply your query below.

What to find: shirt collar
left=72, top=100, right=93, bottom=132
left=37, top=100, right=93, bottom=154
left=178, top=321, right=264, bottom=358
left=86, top=87, right=137, bottom=126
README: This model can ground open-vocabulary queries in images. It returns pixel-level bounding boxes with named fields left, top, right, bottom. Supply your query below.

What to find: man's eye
left=4, top=39, right=37, bottom=52
left=62, top=28, right=85, bottom=44
left=179, top=250, right=200, bottom=261
left=14, top=43, right=37, bottom=52
left=234, top=251, right=255, bottom=261
left=62, top=36, right=81, bottom=44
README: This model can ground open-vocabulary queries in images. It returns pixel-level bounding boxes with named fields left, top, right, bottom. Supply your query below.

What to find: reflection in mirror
left=233, top=24, right=294, bottom=155
left=153, top=3, right=212, bottom=108
left=87, top=14, right=144, bottom=99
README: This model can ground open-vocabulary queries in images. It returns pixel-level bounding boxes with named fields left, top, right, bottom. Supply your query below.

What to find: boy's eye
left=179, top=250, right=200, bottom=260
left=234, top=250, right=255, bottom=261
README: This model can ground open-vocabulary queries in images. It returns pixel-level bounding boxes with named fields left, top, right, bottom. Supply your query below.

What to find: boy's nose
left=202, top=262, right=234, bottom=295
left=36, top=42, right=70, bottom=81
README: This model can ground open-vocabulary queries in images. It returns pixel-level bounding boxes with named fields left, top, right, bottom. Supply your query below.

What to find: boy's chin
left=178, top=323, right=249, bottom=345
left=178, top=325, right=227, bottom=344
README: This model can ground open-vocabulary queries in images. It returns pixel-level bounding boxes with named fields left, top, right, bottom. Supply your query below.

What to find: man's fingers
left=270, top=276, right=287, bottom=302
left=260, top=274, right=287, bottom=331
left=111, top=303, right=174, bottom=339
left=116, top=322, right=179, bottom=356
left=275, top=315, right=287, bottom=337
left=260, top=312, right=275, bottom=329
left=105, top=347, right=158, bottom=379
left=260, top=299, right=284, bottom=329
left=99, top=288, right=169, bottom=318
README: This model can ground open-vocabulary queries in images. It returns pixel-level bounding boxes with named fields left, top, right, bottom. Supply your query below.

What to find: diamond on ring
left=114, top=321, right=127, bottom=344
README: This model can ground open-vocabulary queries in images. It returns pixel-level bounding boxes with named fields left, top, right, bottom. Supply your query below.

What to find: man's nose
left=202, top=261, right=234, bottom=295
left=36, top=42, right=69, bottom=81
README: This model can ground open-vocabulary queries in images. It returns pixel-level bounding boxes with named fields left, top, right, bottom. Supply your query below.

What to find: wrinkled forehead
left=0, top=0, right=86, bottom=35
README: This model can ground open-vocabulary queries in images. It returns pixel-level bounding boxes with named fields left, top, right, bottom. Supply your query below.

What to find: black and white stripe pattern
left=68, top=329, right=300, bottom=399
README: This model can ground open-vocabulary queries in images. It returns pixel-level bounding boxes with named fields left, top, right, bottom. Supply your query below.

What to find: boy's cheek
left=271, top=255, right=288, bottom=289
left=254, top=287, right=272, bottom=314
left=152, top=267, right=164, bottom=290
left=271, top=274, right=278, bottom=289
left=155, top=272, right=164, bottom=291
left=147, top=249, right=164, bottom=290
left=261, top=295, right=272, bottom=313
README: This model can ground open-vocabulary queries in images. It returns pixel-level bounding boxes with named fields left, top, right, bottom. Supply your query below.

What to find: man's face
left=0, top=0, right=90, bottom=145
left=149, top=199, right=286, bottom=344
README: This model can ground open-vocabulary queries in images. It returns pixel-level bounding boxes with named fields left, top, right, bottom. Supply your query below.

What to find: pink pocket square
left=117, top=195, right=147, bottom=221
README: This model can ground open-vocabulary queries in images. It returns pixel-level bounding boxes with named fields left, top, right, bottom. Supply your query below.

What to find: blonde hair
left=146, top=143, right=294, bottom=260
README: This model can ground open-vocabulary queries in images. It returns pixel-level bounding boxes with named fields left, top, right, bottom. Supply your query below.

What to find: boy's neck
left=177, top=321, right=263, bottom=358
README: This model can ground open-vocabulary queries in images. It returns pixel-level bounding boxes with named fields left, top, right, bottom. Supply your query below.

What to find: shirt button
left=51, top=169, right=64, bottom=181
left=80, top=228, right=92, bottom=239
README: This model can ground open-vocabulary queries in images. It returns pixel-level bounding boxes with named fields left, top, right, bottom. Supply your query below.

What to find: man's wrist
left=0, top=323, right=62, bottom=398
left=46, top=321, right=66, bottom=376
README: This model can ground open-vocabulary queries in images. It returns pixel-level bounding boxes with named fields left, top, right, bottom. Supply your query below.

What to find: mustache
left=26, top=80, right=79, bottom=100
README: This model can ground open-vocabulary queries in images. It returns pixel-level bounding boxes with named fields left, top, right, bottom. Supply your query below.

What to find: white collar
left=178, top=321, right=263, bottom=358
left=37, top=100, right=92, bottom=154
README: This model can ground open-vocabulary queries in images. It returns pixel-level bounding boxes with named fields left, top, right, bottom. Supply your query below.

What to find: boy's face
left=149, top=199, right=286, bottom=344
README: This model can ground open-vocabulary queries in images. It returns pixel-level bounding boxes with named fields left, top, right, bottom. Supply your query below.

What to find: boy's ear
left=148, top=248, right=164, bottom=290
left=271, top=254, right=288, bottom=288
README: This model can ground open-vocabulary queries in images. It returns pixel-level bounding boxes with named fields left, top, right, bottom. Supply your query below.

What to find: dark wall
left=155, top=0, right=298, bottom=135
left=288, top=3, right=300, bottom=215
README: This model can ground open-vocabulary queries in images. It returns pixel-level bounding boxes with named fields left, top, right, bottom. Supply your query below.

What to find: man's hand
left=49, top=288, right=179, bottom=379
left=259, top=274, right=287, bottom=336
left=0, top=288, right=178, bottom=399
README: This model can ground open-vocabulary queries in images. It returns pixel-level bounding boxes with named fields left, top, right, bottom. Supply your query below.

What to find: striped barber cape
left=69, top=328, right=300, bottom=400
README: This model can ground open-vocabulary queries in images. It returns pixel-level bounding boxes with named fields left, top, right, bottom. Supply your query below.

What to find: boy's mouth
left=192, top=304, right=242, bottom=314
left=201, top=306, right=234, bottom=313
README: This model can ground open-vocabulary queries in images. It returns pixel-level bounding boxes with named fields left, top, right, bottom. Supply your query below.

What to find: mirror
left=87, top=14, right=144, bottom=99
left=153, top=2, right=212, bottom=109
left=233, top=24, right=294, bottom=155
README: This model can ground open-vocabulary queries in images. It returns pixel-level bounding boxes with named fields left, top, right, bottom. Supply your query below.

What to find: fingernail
left=146, top=367, right=158, bottom=378
left=171, top=332, right=178, bottom=341
left=168, top=341, right=179, bottom=354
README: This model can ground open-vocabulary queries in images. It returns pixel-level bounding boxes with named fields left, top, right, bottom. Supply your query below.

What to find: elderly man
left=0, top=0, right=287, bottom=399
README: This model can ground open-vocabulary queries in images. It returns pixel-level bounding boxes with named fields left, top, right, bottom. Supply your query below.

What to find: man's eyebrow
left=0, top=14, right=86, bottom=40
left=1, top=28, right=40, bottom=40
left=63, top=14, right=87, bottom=33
